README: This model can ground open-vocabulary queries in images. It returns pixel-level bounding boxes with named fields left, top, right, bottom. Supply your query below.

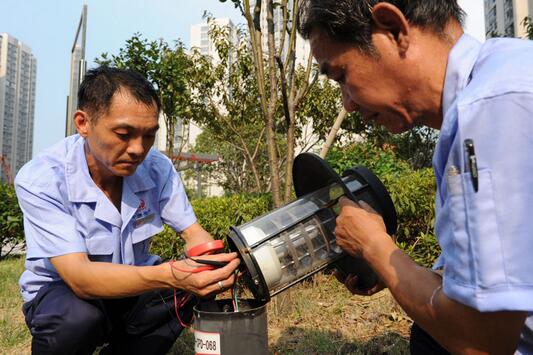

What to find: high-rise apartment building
left=485, top=0, right=533, bottom=38
left=0, top=33, right=37, bottom=177
left=190, top=17, right=238, bottom=65
left=65, top=5, right=87, bottom=137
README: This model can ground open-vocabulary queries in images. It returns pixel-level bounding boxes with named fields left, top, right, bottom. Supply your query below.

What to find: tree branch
left=319, top=108, right=347, bottom=158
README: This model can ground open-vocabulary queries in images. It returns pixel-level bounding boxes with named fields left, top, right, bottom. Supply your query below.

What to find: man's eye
left=115, top=132, right=130, bottom=139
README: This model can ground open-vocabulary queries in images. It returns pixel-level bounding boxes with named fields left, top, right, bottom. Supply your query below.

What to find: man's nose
left=127, top=137, right=144, bottom=157
left=341, top=88, right=359, bottom=113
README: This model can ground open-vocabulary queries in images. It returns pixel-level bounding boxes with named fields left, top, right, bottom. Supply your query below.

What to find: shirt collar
left=441, top=33, right=482, bottom=119
left=432, top=34, right=482, bottom=198
left=65, top=136, right=100, bottom=203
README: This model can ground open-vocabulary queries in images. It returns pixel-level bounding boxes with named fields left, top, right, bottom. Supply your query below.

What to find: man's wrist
left=140, top=262, right=177, bottom=289
left=361, top=231, right=398, bottom=269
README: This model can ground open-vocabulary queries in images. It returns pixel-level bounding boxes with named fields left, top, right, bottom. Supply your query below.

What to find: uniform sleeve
left=442, top=91, right=533, bottom=312
left=158, top=158, right=197, bottom=232
left=15, top=179, right=87, bottom=260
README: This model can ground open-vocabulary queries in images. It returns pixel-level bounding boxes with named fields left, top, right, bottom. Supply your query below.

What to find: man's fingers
left=195, top=252, right=239, bottom=262
left=338, top=196, right=360, bottom=209
left=358, top=200, right=378, bottom=214
left=338, top=197, right=379, bottom=215
left=207, top=258, right=241, bottom=281
left=345, top=274, right=360, bottom=293
left=204, top=271, right=237, bottom=296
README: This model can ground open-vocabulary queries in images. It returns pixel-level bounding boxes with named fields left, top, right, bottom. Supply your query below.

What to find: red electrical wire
left=169, top=259, right=221, bottom=327
left=167, top=239, right=229, bottom=326
left=169, top=258, right=215, bottom=273
left=173, top=290, right=194, bottom=328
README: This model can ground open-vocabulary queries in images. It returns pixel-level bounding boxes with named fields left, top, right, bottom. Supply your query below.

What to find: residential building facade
left=0, top=33, right=37, bottom=178
left=65, top=5, right=87, bottom=137
left=190, top=17, right=238, bottom=65
left=485, top=0, right=533, bottom=38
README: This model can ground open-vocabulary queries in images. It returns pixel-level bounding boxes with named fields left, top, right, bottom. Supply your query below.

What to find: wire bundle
left=231, top=269, right=240, bottom=312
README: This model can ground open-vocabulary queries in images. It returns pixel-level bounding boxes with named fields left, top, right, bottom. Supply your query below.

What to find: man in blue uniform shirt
left=298, top=0, right=533, bottom=354
left=15, top=67, right=240, bottom=354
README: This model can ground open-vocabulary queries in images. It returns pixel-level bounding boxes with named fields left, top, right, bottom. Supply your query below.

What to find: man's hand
left=175, top=223, right=241, bottom=297
left=167, top=252, right=240, bottom=298
left=334, top=270, right=386, bottom=296
left=334, top=197, right=389, bottom=258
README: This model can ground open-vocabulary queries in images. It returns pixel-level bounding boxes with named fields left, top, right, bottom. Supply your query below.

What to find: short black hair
left=77, top=66, right=161, bottom=120
left=298, top=0, right=465, bottom=53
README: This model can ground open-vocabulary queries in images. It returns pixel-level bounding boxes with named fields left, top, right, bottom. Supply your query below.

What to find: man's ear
left=371, top=3, right=410, bottom=56
left=74, top=110, right=90, bottom=137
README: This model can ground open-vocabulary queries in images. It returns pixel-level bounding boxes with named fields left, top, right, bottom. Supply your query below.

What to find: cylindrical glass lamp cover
left=228, top=159, right=396, bottom=302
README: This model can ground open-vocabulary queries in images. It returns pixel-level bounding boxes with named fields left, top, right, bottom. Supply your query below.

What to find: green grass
left=0, top=256, right=31, bottom=354
left=1, top=257, right=411, bottom=354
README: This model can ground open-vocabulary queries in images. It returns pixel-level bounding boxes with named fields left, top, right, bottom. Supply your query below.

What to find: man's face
left=79, top=91, right=159, bottom=177
left=310, top=30, right=415, bottom=134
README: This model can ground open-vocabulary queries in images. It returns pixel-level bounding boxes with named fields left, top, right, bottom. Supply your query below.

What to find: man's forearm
left=51, top=251, right=240, bottom=300
left=363, top=233, right=526, bottom=354
left=51, top=253, right=173, bottom=299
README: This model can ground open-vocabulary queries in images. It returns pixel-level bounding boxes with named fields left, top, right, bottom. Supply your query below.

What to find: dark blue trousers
left=410, top=323, right=451, bottom=355
left=22, top=281, right=194, bottom=355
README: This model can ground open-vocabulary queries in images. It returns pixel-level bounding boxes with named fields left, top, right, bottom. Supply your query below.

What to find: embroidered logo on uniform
left=134, top=213, right=155, bottom=227
left=134, top=199, right=154, bottom=228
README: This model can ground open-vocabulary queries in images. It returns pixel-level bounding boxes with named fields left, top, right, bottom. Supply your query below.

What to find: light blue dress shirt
left=15, top=135, right=196, bottom=303
left=433, top=34, right=533, bottom=352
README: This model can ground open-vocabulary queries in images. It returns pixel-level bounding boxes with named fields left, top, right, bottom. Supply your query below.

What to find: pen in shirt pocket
left=464, top=139, right=479, bottom=192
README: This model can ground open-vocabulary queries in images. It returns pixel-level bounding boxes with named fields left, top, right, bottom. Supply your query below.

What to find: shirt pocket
left=85, top=234, right=114, bottom=262
left=445, top=168, right=504, bottom=288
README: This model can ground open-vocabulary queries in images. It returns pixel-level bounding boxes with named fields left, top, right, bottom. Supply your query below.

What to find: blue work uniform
left=15, top=134, right=197, bottom=302
left=433, top=34, right=533, bottom=353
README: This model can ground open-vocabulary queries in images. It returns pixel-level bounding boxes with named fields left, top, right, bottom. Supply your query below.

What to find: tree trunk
left=265, top=0, right=282, bottom=207
left=166, top=115, right=175, bottom=158
left=242, top=0, right=282, bottom=206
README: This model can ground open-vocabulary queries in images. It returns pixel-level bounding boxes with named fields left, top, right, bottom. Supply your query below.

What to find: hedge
left=0, top=182, right=25, bottom=260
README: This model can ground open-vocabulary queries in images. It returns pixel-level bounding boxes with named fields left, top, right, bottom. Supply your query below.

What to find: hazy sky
left=0, top=0, right=485, bottom=156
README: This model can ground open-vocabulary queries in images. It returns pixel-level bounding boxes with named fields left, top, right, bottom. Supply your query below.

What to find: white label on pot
left=194, top=329, right=221, bottom=355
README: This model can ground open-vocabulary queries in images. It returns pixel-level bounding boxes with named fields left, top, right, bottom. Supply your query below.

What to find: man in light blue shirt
left=298, top=0, right=533, bottom=353
left=15, top=67, right=240, bottom=354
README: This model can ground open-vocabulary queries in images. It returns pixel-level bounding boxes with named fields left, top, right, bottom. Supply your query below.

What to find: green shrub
left=150, top=193, right=272, bottom=260
left=327, top=142, right=411, bottom=178
left=0, top=183, right=24, bottom=260
left=149, top=225, right=184, bottom=262
left=397, top=232, right=440, bottom=268
left=386, top=168, right=439, bottom=267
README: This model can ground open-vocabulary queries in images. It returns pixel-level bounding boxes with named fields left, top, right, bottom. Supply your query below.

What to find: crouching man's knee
left=24, top=282, right=107, bottom=354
